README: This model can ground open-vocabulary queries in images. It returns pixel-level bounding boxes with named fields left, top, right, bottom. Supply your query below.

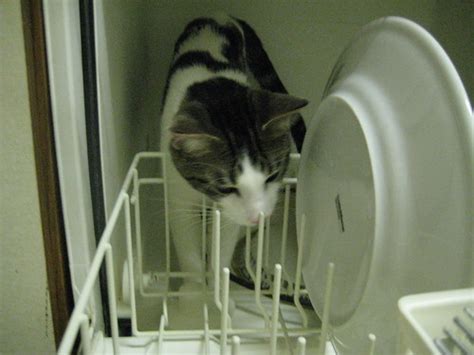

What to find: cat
left=160, top=14, right=308, bottom=302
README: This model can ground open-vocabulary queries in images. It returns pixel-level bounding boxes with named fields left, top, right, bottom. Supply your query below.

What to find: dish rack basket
left=58, top=152, right=377, bottom=355
left=398, top=288, right=474, bottom=355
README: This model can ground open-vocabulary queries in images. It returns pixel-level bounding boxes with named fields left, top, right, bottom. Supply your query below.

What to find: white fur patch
left=177, top=26, right=229, bottom=63
left=220, top=155, right=280, bottom=225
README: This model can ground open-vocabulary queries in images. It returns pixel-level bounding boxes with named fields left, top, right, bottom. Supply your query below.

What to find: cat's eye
left=217, top=186, right=239, bottom=195
left=265, top=171, right=279, bottom=184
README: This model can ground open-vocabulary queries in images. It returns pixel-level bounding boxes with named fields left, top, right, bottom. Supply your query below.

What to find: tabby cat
left=160, top=15, right=307, bottom=295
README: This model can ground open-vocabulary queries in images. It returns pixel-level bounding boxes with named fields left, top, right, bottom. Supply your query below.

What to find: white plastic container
left=398, top=288, right=474, bottom=354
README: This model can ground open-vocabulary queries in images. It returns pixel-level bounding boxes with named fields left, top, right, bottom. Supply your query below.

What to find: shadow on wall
left=432, top=1, right=473, bottom=102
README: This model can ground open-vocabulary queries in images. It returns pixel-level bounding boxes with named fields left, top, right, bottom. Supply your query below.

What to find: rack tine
left=221, top=268, right=231, bottom=355
left=255, top=212, right=270, bottom=325
left=132, top=169, right=145, bottom=295
left=280, top=184, right=291, bottom=269
left=271, top=264, right=282, bottom=355
left=368, top=333, right=376, bottom=355
left=162, top=298, right=169, bottom=326
left=296, top=337, right=306, bottom=355
left=201, top=195, right=207, bottom=286
left=245, top=226, right=256, bottom=282
left=104, top=245, right=119, bottom=353
left=124, top=193, right=139, bottom=335
left=280, top=185, right=292, bottom=293
left=318, top=262, right=335, bottom=355
left=79, top=314, right=91, bottom=355
left=294, top=214, right=308, bottom=327
left=265, top=217, right=271, bottom=268
left=204, top=304, right=210, bottom=355
left=231, top=336, right=241, bottom=355
left=162, top=159, right=171, bottom=277
left=157, top=314, right=166, bottom=355
left=213, top=209, right=222, bottom=310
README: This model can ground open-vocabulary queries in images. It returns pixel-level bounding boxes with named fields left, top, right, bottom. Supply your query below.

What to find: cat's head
left=169, top=78, right=307, bottom=226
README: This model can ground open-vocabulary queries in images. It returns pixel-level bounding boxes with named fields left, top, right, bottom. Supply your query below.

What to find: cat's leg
left=219, top=219, right=243, bottom=270
left=166, top=168, right=207, bottom=326
left=168, top=204, right=209, bottom=327
left=167, top=169, right=204, bottom=277
left=170, top=208, right=204, bottom=278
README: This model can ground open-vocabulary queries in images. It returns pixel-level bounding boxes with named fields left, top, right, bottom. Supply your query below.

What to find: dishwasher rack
left=58, top=152, right=377, bottom=354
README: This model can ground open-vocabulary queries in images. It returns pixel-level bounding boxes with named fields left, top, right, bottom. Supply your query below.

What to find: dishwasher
left=42, top=1, right=473, bottom=354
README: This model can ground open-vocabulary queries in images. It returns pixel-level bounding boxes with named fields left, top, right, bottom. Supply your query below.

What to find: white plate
left=297, top=17, right=472, bottom=354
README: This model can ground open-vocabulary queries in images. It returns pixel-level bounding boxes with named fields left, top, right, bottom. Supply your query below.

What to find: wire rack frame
left=58, top=152, right=377, bottom=355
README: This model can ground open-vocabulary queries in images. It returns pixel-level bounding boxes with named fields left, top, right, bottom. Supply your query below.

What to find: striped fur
left=160, top=15, right=307, bottom=277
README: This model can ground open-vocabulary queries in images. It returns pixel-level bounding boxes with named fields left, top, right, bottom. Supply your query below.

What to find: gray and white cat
left=160, top=15, right=307, bottom=295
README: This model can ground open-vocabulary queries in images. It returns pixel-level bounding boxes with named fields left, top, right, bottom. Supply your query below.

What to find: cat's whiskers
left=142, top=196, right=214, bottom=208
left=269, top=155, right=292, bottom=167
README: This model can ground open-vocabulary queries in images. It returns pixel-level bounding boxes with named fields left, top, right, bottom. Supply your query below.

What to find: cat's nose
left=248, top=211, right=269, bottom=225
left=248, top=217, right=259, bottom=225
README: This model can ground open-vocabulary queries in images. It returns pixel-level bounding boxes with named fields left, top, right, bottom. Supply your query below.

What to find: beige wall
left=0, top=1, right=55, bottom=353
left=431, top=1, right=473, bottom=102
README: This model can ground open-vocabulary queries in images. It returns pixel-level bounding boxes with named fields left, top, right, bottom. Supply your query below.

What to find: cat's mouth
left=247, top=216, right=262, bottom=226
left=221, top=209, right=272, bottom=227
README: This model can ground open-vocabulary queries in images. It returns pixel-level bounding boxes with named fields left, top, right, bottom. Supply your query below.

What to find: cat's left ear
left=169, top=103, right=221, bottom=156
left=251, top=89, right=308, bottom=134
left=170, top=130, right=220, bottom=156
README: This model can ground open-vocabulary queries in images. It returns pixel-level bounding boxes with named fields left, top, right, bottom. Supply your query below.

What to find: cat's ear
left=251, top=89, right=308, bottom=134
left=170, top=130, right=220, bottom=156
left=169, top=105, right=221, bottom=156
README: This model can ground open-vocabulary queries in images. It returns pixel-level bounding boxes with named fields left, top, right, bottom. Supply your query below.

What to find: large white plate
left=297, top=17, right=472, bottom=354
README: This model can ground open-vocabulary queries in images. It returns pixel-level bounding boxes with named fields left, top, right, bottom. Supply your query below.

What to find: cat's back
left=161, top=15, right=249, bottom=144
left=165, top=14, right=249, bottom=89
left=173, top=15, right=245, bottom=67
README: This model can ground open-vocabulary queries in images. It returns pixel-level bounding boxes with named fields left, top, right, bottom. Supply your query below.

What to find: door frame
left=21, top=0, right=75, bottom=346
left=22, top=0, right=109, bottom=346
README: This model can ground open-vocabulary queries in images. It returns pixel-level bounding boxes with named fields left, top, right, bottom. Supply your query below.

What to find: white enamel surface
left=297, top=17, right=472, bottom=355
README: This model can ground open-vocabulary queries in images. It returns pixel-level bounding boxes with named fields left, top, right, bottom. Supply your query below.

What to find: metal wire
left=57, top=152, right=321, bottom=354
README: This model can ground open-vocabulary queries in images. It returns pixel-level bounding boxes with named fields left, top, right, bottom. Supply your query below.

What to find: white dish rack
left=398, top=288, right=474, bottom=355
left=59, top=151, right=377, bottom=355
